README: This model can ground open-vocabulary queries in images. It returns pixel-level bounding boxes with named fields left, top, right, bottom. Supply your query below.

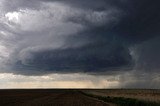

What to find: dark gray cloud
left=133, top=37, right=160, bottom=72
left=13, top=42, right=132, bottom=74
left=114, top=0, right=160, bottom=42
left=0, top=0, right=160, bottom=78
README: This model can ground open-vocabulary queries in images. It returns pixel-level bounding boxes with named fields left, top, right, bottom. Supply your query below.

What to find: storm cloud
left=0, top=0, right=160, bottom=83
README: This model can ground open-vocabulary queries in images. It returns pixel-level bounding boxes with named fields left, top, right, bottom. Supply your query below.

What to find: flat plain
left=83, top=89, right=160, bottom=102
left=0, top=89, right=159, bottom=106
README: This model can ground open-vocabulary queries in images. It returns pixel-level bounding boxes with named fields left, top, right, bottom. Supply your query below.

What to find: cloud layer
left=0, top=0, right=160, bottom=88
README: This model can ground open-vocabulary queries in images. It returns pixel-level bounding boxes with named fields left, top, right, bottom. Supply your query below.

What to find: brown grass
left=83, top=89, right=160, bottom=103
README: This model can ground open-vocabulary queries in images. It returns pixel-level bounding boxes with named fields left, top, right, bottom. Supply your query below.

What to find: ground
left=0, top=90, right=116, bottom=106
left=1, top=89, right=159, bottom=106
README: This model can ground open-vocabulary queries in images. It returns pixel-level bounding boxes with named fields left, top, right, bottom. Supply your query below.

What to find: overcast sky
left=0, top=0, right=160, bottom=88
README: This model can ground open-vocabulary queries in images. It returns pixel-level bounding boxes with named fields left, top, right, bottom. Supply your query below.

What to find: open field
left=82, top=89, right=160, bottom=106
left=0, top=89, right=159, bottom=106
left=0, top=89, right=113, bottom=106
left=82, top=89, right=160, bottom=103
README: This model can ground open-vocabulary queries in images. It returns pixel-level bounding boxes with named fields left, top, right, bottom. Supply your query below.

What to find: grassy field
left=0, top=89, right=160, bottom=106
left=82, top=89, right=160, bottom=102
left=82, top=89, right=160, bottom=106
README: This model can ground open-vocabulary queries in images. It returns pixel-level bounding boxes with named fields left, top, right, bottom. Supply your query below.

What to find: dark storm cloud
left=134, top=37, right=160, bottom=72
left=114, top=0, right=160, bottom=42
left=13, top=41, right=132, bottom=74
left=0, top=0, right=160, bottom=76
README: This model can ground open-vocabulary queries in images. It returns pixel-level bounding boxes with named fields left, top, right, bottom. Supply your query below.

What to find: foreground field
left=82, top=89, right=160, bottom=106
left=0, top=89, right=160, bottom=106
left=0, top=89, right=114, bottom=106
left=83, top=89, right=160, bottom=103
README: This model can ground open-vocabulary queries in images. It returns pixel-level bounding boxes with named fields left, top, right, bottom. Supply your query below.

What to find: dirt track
left=0, top=90, right=115, bottom=106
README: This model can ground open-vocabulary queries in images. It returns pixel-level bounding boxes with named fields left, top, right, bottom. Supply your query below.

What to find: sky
left=0, top=0, right=160, bottom=88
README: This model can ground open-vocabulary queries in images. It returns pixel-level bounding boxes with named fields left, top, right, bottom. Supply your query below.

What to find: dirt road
left=0, top=90, right=115, bottom=106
